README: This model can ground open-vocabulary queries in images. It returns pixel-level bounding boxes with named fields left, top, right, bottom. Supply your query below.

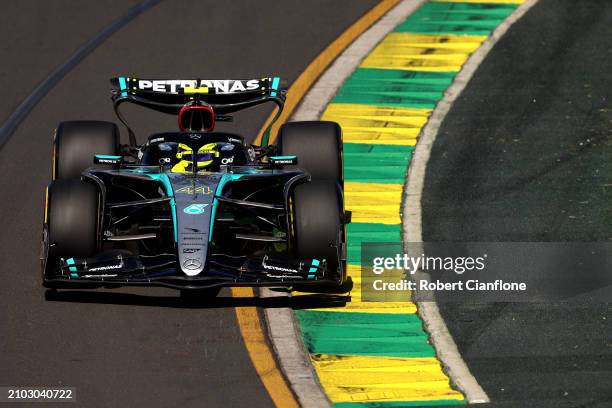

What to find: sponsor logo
left=94, top=155, right=122, bottom=165
left=183, top=258, right=202, bottom=270
left=228, top=137, right=242, bottom=144
left=270, top=156, right=297, bottom=165
left=88, top=263, right=123, bottom=272
left=82, top=274, right=118, bottom=278
left=183, top=204, right=208, bottom=214
left=137, top=79, right=261, bottom=94
left=221, top=156, right=234, bottom=165
left=182, top=248, right=201, bottom=254
left=149, top=137, right=165, bottom=144
left=189, top=133, right=202, bottom=140
left=247, top=147, right=256, bottom=162
left=176, top=186, right=212, bottom=195
left=262, top=256, right=298, bottom=274
left=159, top=157, right=171, bottom=164
left=183, top=227, right=201, bottom=233
left=264, top=274, right=305, bottom=280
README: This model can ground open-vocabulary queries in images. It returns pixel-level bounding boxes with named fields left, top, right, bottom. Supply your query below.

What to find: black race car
left=41, top=76, right=349, bottom=296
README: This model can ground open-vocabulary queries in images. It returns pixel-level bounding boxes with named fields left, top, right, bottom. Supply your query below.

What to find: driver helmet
left=171, top=142, right=219, bottom=173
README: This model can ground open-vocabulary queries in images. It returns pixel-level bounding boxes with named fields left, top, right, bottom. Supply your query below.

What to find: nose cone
left=180, top=254, right=205, bottom=276
left=169, top=173, right=222, bottom=277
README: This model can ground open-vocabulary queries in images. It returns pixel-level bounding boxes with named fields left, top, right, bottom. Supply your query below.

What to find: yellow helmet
left=171, top=143, right=219, bottom=173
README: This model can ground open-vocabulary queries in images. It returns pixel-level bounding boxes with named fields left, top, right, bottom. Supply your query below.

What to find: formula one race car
left=41, top=77, right=348, bottom=296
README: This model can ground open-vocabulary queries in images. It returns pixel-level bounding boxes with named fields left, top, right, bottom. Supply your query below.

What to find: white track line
left=292, top=0, right=426, bottom=122
left=0, top=0, right=161, bottom=150
left=403, top=0, right=540, bottom=404
left=260, top=1, right=425, bottom=407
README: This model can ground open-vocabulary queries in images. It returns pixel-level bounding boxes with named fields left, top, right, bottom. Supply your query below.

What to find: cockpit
left=140, top=132, right=254, bottom=173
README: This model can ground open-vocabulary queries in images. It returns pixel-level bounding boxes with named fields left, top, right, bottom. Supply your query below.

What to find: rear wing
left=110, top=77, right=286, bottom=146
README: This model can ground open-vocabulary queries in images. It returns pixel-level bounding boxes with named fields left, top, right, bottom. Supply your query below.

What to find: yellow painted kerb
left=312, top=355, right=465, bottom=403
left=231, top=287, right=299, bottom=408
left=254, top=0, right=403, bottom=145
left=361, top=33, right=488, bottom=73
left=233, top=1, right=407, bottom=406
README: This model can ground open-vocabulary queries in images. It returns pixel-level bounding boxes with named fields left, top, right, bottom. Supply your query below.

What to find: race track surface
left=422, top=0, right=612, bottom=406
left=0, top=1, right=378, bottom=406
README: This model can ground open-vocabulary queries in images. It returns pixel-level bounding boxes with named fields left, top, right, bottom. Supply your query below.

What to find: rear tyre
left=292, top=180, right=345, bottom=284
left=54, top=120, right=120, bottom=180
left=47, top=179, right=100, bottom=258
left=277, top=121, right=343, bottom=184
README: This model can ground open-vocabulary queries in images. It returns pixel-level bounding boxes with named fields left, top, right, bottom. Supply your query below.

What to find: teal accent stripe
left=308, top=259, right=320, bottom=273
left=270, top=155, right=297, bottom=160
left=95, top=155, right=122, bottom=159
left=270, top=76, right=281, bottom=96
left=118, top=76, right=128, bottom=97
left=66, top=257, right=77, bottom=272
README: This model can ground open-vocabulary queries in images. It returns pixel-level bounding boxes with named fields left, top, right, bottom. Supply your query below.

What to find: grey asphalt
left=0, top=1, right=378, bottom=407
left=422, top=0, right=612, bottom=407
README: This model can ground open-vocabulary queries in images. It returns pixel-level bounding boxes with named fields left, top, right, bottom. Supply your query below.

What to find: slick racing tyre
left=53, top=120, right=120, bottom=180
left=277, top=121, right=343, bottom=185
left=47, top=179, right=100, bottom=258
left=291, top=180, right=345, bottom=283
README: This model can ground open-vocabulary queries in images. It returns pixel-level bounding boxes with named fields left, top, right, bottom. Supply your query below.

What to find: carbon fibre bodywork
left=42, top=77, right=347, bottom=290
left=42, top=134, right=346, bottom=289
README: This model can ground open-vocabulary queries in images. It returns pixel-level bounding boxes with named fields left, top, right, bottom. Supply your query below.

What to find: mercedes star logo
left=183, top=258, right=202, bottom=270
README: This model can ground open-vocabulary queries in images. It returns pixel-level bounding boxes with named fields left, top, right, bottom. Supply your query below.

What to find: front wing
left=42, top=250, right=338, bottom=290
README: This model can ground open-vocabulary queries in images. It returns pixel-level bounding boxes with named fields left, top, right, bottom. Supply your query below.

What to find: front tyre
left=277, top=121, right=343, bottom=185
left=292, top=180, right=345, bottom=284
left=47, top=179, right=100, bottom=258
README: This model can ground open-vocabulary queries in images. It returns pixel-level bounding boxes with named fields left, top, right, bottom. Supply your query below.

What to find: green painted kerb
left=295, top=311, right=436, bottom=358
left=291, top=1, right=518, bottom=406
left=396, top=2, right=519, bottom=36
left=333, top=69, right=455, bottom=109
left=345, top=144, right=414, bottom=184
